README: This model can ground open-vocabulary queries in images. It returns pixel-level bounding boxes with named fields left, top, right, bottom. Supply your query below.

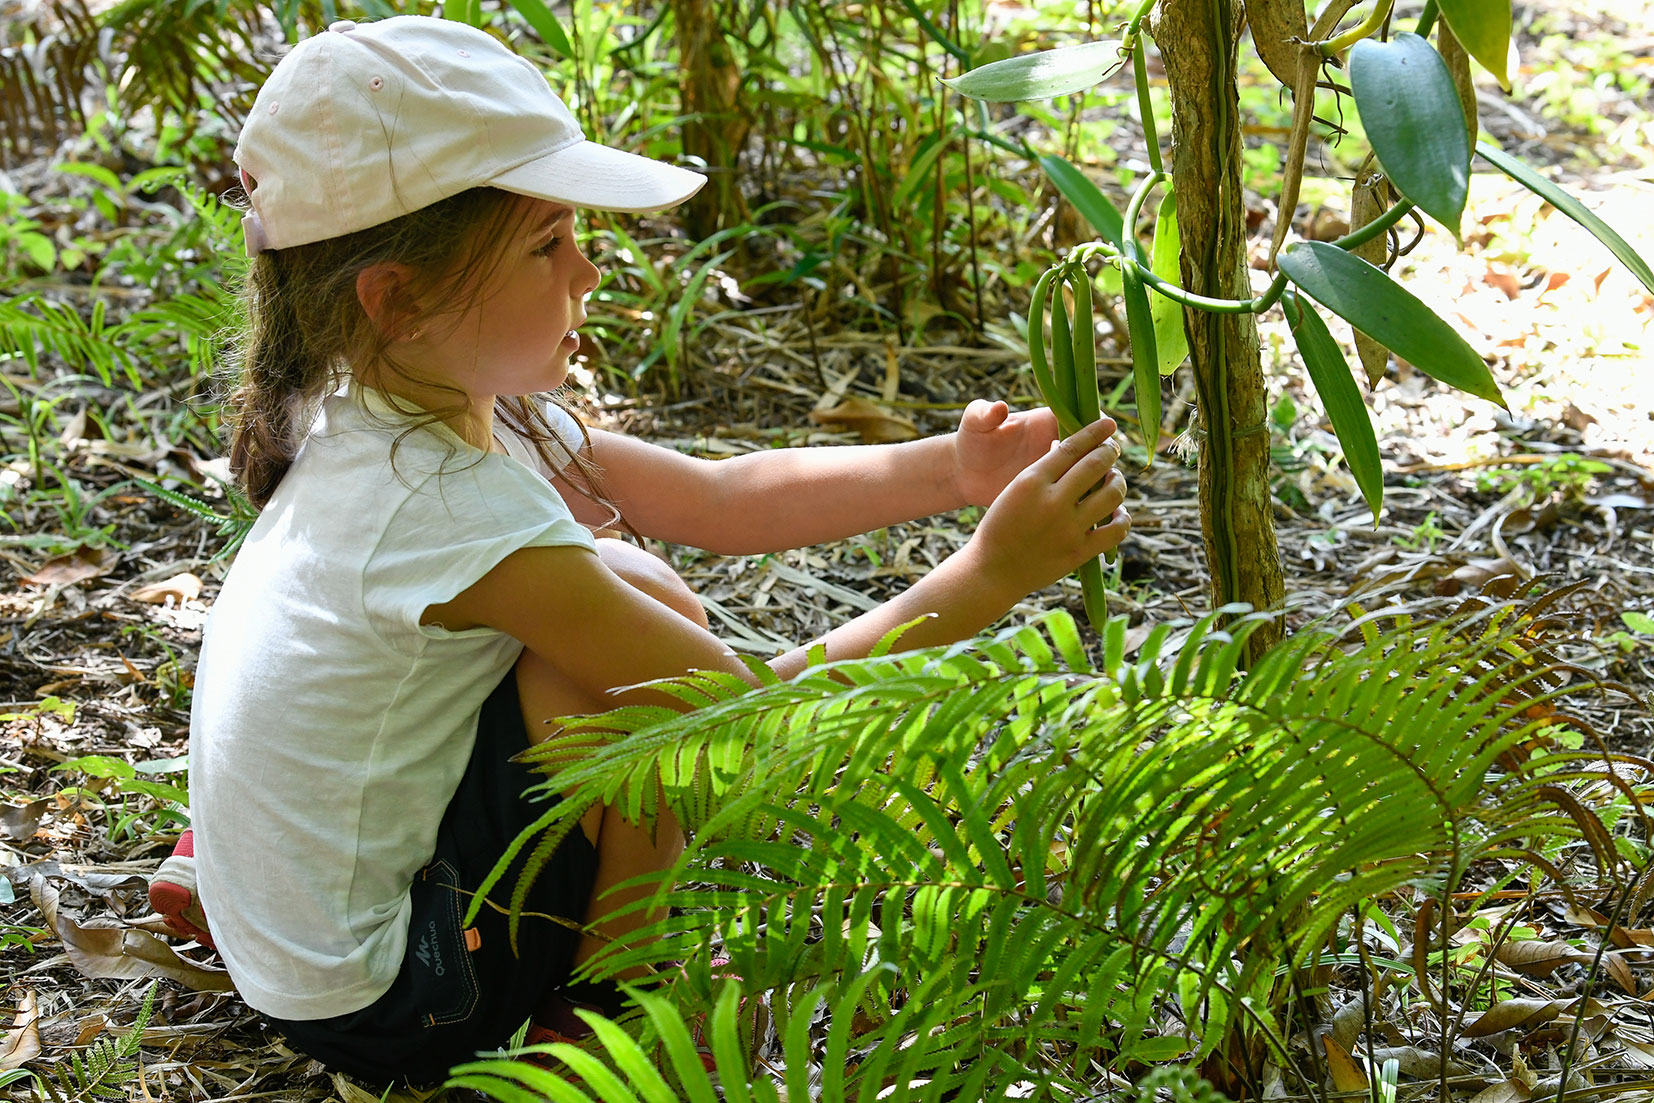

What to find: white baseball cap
left=233, top=16, right=706, bottom=256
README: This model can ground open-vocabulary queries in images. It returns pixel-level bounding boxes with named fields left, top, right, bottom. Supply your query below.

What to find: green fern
left=37, top=983, right=155, bottom=1103
left=464, top=602, right=1640, bottom=1100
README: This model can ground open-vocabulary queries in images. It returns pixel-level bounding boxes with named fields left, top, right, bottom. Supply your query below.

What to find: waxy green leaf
left=1279, top=241, right=1505, bottom=409
left=1148, top=194, right=1189, bottom=376
left=1039, top=155, right=1124, bottom=249
left=1349, top=33, right=1470, bottom=237
left=1282, top=289, right=1384, bottom=519
left=1436, top=0, right=1512, bottom=90
left=1478, top=141, right=1654, bottom=296
left=941, top=41, right=1124, bottom=103
left=1121, top=267, right=1161, bottom=459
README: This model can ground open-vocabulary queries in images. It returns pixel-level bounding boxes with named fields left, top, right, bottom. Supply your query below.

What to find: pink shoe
left=149, top=829, right=215, bottom=950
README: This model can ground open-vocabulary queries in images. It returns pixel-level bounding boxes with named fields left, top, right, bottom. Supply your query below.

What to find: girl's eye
left=533, top=236, right=564, bottom=258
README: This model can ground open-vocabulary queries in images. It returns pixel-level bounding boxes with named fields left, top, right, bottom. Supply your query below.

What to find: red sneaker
left=148, top=829, right=215, bottom=950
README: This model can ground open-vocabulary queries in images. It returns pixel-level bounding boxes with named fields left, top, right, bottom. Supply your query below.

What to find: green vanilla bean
left=1079, top=557, right=1110, bottom=633
left=1120, top=265, right=1161, bottom=461
left=1027, top=267, right=1082, bottom=436
left=1069, top=267, right=1102, bottom=426
left=1050, top=273, right=1076, bottom=422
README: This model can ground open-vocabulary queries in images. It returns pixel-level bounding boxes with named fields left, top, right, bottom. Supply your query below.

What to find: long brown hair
left=226, top=186, right=617, bottom=519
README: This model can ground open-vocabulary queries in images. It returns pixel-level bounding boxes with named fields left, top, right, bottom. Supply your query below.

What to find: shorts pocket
left=407, top=859, right=481, bottom=1028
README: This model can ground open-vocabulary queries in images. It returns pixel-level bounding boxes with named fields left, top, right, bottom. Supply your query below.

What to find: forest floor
left=3, top=3, right=1654, bottom=1101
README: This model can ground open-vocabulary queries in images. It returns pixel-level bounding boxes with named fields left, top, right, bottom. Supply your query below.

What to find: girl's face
left=419, top=199, right=600, bottom=399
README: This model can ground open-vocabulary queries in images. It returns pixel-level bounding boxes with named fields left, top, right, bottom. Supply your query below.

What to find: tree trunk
left=1154, top=0, right=1284, bottom=661
left=671, top=0, right=751, bottom=239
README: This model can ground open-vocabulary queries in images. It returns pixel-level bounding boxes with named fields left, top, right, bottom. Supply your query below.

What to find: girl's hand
left=950, top=400, right=1063, bottom=507
left=967, top=417, right=1130, bottom=599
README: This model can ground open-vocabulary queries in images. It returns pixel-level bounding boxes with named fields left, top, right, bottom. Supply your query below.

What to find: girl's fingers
left=1086, top=507, right=1132, bottom=556
left=1077, top=469, right=1127, bottom=524
left=1039, top=418, right=1118, bottom=478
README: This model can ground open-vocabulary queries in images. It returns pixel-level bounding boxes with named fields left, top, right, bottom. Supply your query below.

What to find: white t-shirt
left=190, top=387, right=596, bottom=1021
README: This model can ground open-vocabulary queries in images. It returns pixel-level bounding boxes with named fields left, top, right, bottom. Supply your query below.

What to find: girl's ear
left=356, top=263, right=419, bottom=340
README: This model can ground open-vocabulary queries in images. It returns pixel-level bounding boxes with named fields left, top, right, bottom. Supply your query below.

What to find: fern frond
left=488, top=604, right=1646, bottom=1097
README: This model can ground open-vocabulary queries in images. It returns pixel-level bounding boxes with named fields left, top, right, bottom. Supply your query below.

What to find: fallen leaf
left=1322, top=1035, right=1368, bottom=1092
left=808, top=396, right=919, bottom=443
left=1468, top=1081, right=1532, bottom=1103
left=21, top=546, right=116, bottom=587
left=31, top=875, right=235, bottom=992
left=0, top=990, right=40, bottom=1071
left=128, top=572, right=203, bottom=605
left=0, top=799, right=50, bottom=841
left=1494, top=939, right=1594, bottom=977
left=1462, top=998, right=1565, bottom=1037
left=1434, top=554, right=1526, bottom=596
left=71, top=1016, right=106, bottom=1047
left=1368, top=1046, right=1472, bottom=1079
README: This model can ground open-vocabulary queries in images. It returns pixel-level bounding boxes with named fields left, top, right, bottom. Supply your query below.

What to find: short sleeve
left=363, top=454, right=597, bottom=652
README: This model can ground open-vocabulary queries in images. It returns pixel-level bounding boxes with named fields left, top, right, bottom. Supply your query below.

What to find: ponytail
left=228, top=252, right=338, bottom=508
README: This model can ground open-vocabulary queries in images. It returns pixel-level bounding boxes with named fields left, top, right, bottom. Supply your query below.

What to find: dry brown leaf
left=1604, top=950, right=1637, bottom=996
left=21, top=545, right=116, bottom=587
left=0, top=990, right=41, bottom=1071
left=71, top=1016, right=107, bottom=1047
left=1462, top=998, right=1566, bottom=1037
left=0, top=799, right=50, bottom=841
left=1468, top=1081, right=1533, bottom=1103
left=1494, top=939, right=1594, bottom=976
left=808, top=396, right=918, bottom=443
left=1350, top=169, right=1393, bottom=387
left=1321, top=1035, right=1368, bottom=1092
left=129, top=572, right=204, bottom=605
left=1437, top=23, right=1478, bottom=150
left=1617, top=1039, right=1654, bottom=1069
left=1368, top=1046, right=1472, bottom=1079
left=1435, top=555, right=1526, bottom=596
left=31, top=875, right=236, bottom=993
left=1248, top=0, right=1308, bottom=87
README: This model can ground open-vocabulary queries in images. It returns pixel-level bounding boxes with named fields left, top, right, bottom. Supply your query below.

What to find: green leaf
left=1148, top=193, right=1188, bottom=376
left=1039, top=155, right=1123, bottom=249
left=1622, top=612, right=1654, bottom=635
left=1349, top=33, right=1470, bottom=237
left=940, top=41, right=1123, bottom=102
left=892, top=124, right=958, bottom=211
left=1281, top=288, right=1384, bottom=518
left=1121, top=267, right=1161, bottom=459
left=1477, top=140, right=1654, bottom=296
left=503, top=0, right=575, bottom=57
left=1437, top=0, right=1512, bottom=90
left=1279, top=241, right=1506, bottom=409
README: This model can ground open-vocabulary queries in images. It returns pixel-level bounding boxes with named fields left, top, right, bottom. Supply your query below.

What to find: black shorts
left=268, top=670, right=599, bottom=1085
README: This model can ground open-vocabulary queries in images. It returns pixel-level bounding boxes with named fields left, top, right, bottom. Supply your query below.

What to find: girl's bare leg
left=514, top=537, right=707, bottom=984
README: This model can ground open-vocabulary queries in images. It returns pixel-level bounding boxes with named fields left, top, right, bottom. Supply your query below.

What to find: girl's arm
left=554, top=401, right=1061, bottom=555
left=435, top=418, right=1128, bottom=703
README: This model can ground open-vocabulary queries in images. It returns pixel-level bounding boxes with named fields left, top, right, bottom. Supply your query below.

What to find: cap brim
left=488, top=141, right=706, bottom=215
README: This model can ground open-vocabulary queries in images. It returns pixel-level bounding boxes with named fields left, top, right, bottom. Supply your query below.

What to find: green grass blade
left=503, top=0, right=574, bottom=56
left=1038, top=154, right=1123, bottom=248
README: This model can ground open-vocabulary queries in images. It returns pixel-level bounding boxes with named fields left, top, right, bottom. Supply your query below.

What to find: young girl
left=165, top=14, right=1130, bottom=1086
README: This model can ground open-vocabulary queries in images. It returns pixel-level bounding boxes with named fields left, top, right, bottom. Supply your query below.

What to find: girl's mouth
left=561, top=330, right=579, bottom=349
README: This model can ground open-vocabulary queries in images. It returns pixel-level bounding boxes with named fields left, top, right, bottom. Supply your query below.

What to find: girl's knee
left=594, top=537, right=708, bottom=629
